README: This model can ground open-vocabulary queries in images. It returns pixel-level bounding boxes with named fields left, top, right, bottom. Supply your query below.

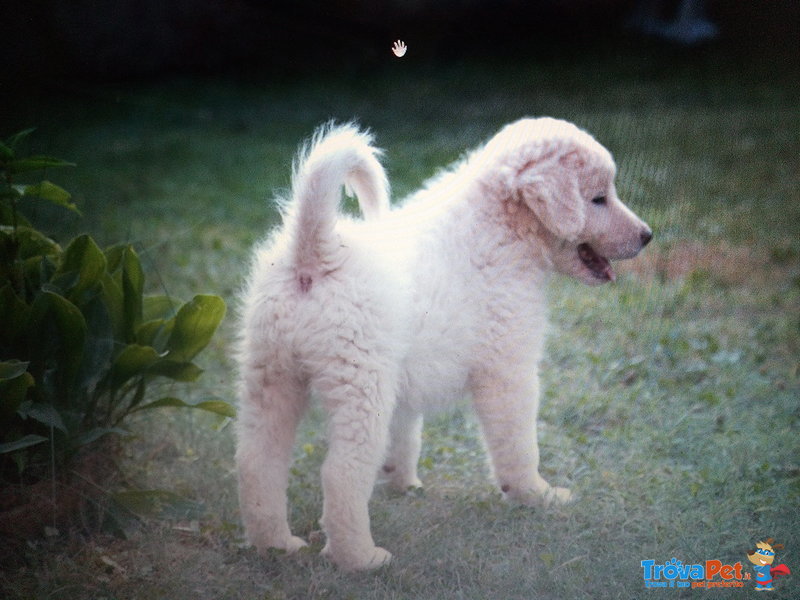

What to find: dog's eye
left=592, top=196, right=607, bottom=205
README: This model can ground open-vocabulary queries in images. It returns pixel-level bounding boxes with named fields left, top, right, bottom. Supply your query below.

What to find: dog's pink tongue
left=577, top=243, right=615, bottom=282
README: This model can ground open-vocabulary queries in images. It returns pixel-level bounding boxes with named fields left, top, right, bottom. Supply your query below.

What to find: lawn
left=1, top=41, right=799, bottom=599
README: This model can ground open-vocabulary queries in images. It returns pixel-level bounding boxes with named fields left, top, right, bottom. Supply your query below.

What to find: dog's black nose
left=640, top=228, right=653, bottom=247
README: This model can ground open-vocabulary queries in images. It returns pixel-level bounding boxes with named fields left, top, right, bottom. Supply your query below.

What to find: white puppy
left=236, top=118, right=652, bottom=571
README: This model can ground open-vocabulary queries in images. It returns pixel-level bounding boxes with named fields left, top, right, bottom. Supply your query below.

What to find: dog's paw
left=389, top=477, right=423, bottom=495
left=502, top=483, right=573, bottom=507
left=256, top=535, right=308, bottom=556
left=363, top=546, right=393, bottom=570
left=286, top=535, right=310, bottom=553
left=543, top=485, right=572, bottom=505
left=382, top=465, right=423, bottom=493
left=322, top=543, right=393, bottom=571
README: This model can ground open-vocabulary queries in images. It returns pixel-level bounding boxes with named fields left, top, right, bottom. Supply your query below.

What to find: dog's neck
left=444, top=187, right=554, bottom=286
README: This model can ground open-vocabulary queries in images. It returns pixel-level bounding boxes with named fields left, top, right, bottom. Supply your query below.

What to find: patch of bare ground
left=617, top=239, right=798, bottom=287
left=0, top=443, right=122, bottom=569
left=1, top=522, right=278, bottom=600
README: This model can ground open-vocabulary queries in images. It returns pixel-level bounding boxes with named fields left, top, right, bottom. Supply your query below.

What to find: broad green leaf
left=104, top=244, right=136, bottom=343
left=166, top=295, right=226, bottom=362
left=197, top=400, right=236, bottom=418
left=104, top=244, right=126, bottom=272
left=23, top=180, right=71, bottom=202
left=23, top=181, right=81, bottom=215
left=75, top=293, right=115, bottom=394
left=134, top=396, right=236, bottom=418
left=1, top=225, right=61, bottom=259
left=75, top=427, right=130, bottom=447
left=25, top=254, right=58, bottom=292
left=135, top=318, right=173, bottom=350
left=55, top=234, right=107, bottom=304
left=28, top=290, right=87, bottom=387
left=110, top=344, right=161, bottom=387
left=0, top=360, right=29, bottom=381
left=0, top=140, right=13, bottom=161
left=0, top=200, right=30, bottom=228
left=18, top=401, right=67, bottom=433
left=99, top=272, right=125, bottom=340
left=5, top=156, right=75, bottom=175
left=0, top=371, right=34, bottom=420
left=4, top=128, right=36, bottom=150
left=142, top=295, right=180, bottom=321
left=105, top=245, right=144, bottom=340
left=146, top=360, right=203, bottom=382
left=0, top=434, right=48, bottom=454
left=0, top=284, right=31, bottom=345
left=121, top=247, right=144, bottom=339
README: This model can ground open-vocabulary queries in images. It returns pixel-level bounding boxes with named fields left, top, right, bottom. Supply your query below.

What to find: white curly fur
left=235, top=118, right=651, bottom=571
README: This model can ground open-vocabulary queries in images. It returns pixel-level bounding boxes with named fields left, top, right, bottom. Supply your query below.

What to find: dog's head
left=747, top=539, right=783, bottom=566
left=480, top=118, right=652, bottom=285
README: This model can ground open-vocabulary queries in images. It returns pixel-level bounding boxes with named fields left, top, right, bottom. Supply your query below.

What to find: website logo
left=640, top=558, right=747, bottom=589
left=746, top=538, right=791, bottom=591
left=641, top=538, right=792, bottom=591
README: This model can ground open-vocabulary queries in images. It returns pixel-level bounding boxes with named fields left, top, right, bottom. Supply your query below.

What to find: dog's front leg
left=470, top=370, right=571, bottom=506
left=383, top=402, right=424, bottom=491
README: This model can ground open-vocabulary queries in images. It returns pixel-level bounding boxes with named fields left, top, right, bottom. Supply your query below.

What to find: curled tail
left=286, top=123, right=388, bottom=288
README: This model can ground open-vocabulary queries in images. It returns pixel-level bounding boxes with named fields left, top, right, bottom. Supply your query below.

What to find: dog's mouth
left=577, top=243, right=615, bottom=283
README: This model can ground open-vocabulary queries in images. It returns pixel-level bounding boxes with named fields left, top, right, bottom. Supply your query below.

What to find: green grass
left=2, top=44, right=799, bottom=598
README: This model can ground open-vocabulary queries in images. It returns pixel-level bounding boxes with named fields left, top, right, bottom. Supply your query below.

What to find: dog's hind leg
left=236, top=372, right=309, bottom=554
left=314, top=362, right=395, bottom=571
left=383, top=403, right=423, bottom=491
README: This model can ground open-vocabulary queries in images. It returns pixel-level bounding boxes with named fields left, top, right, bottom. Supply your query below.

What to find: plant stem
left=1, top=171, right=24, bottom=295
left=3, top=170, right=19, bottom=241
left=50, top=425, right=57, bottom=529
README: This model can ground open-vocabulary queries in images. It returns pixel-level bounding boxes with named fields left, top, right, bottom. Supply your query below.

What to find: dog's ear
left=517, top=159, right=585, bottom=241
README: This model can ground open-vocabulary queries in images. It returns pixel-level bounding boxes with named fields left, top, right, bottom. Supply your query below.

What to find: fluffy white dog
left=236, top=118, right=652, bottom=570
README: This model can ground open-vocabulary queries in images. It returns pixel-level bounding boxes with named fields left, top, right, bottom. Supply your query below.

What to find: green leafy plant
left=0, top=129, right=232, bottom=484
